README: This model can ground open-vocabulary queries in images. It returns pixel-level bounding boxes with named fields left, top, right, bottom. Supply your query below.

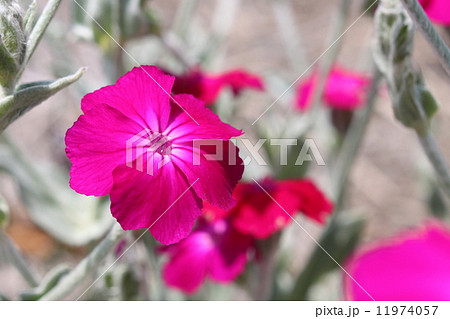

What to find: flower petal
left=81, top=66, right=175, bottom=132
left=419, top=0, right=450, bottom=25
left=230, top=179, right=333, bottom=239
left=162, top=231, right=213, bottom=294
left=209, top=222, right=253, bottom=282
left=171, top=69, right=222, bottom=105
left=219, top=69, right=265, bottom=95
left=324, top=67, right=370, bottom=110
left=171, top=140, right=244, bottom=210
left=281, top=179, right=334, bottom=224
left=66, top=104, right=143, bottom=196
left=344, top=221, right=450, bottom=301
left=110, top=162, right=202, bottom=245
left=295, top=70, right=318, bottom=111
left=230, top=182, right=300, bottom=239
left=295, top=66, right=370, bottom=111
left=164, top=94, right=243, bottom=144
left=171, top=68, right=264, bottom=105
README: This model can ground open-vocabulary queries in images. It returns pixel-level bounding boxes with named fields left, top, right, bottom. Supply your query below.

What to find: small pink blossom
left=65, top=66, right=244, bottom=245
left=296, top=66, right=371, bottom=111
left=160, top=217, right=254, bottom=294
left=171, top=67, right=264, bottom=105
left=419, top=0, right=450, bottom=25
left=204, top=178, right=334, bottom=239
left=344, top=221, right=450, bottom=301
left=114, top=238, right=127, bottom=258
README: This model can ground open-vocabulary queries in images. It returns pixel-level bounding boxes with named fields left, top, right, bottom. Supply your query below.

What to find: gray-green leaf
left=0, top=67, right=85, bottom=133
left=20, top=265, right=70, bottom=301
left=0, top=135, right=113, bottom=246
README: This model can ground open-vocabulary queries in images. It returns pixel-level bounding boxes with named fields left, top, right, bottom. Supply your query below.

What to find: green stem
left=284, top=70, right=380, bottom=301
left=159, top=33, right=194, bottom=69
left=305, top=0, right=353, bottom=130
left=400, top=0, right=450, bottom=77
left=0, top=227, right=39, bottom=287
left=254, top=233, right=280, bottom=300
left=286, top=216, right=364, bottom=300
left=141, top=231, right=166, bottom=300
left=418, top=131, right=450, bottom=200
left=172, top=0, right=199, bottom=40
left=112, top=41, right=125, bottom=80
left=16, top=0, right=62, bottom=83
left=40, top=224, right=125, bottom=300
left=286, top=255, right=318, bottom=300
left=271, top=0, right=308, bottom=73
left=332, top=70, right=382, bottom=211
left=202, top=0, right=241, bottom=68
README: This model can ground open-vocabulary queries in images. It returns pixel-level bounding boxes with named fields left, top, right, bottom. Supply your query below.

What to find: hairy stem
left=254, top=233, right=280, bottom=300
left=333, top=70, right=382, bottom=211
left=159, top=33, right=194, bottom=69
left=0, top=228, right=39, bottom=287
left=305, top=0, right=353, bottom=129
left=16, top=0, right=62, bottom=82
left=418, top=131, right=450, bottom=200
left=285, top=70, right=380, bottom=301
left=400, top=0, right=450, bottom=77
left=41, top=224, right=125, bottom=300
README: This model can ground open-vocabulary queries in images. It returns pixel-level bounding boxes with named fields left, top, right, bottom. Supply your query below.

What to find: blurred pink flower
left=114, top=238, right=128, bottom=258
left=419, top=0, right=450, bottom=25
left=171, top=67, right=265, bottom=105
left=344, top=221, right=450, bottom=301
left=204, top=178, right=333, bottom=239
left=65, top=66, right=244, bottom=245
left=161, top=217, right=254, bottom=294
left=296, top=66, right=371, bottom=111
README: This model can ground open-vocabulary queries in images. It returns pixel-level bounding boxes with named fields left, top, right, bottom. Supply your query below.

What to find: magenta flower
left=344, top=221, right=450, bottom=301
left=171, top=67, right=265, bottom=105
left=296, top=66, right=370, bottom=111
left=160, top=217, right=254, bottom=294
left=419, top=0, right=450, bottom=25
left=65, top=66, right=244, bottom=244
left=204, top=178, right=333, bottom=239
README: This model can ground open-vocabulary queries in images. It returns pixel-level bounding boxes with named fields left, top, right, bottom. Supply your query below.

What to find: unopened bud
left=0, top=0, right=26, bottom=91
left=373, top=0, right=438, bottom=136
left=394, top=71, right=438, bottom=135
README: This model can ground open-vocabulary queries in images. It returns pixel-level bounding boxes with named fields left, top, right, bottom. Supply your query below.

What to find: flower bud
left=373, top=0, right=438, bottom=135
left=373, top=0, right=414, bottom=74
left=0, top=0, right=26, bottom=91
left=394, top=71, right=438, bottom=135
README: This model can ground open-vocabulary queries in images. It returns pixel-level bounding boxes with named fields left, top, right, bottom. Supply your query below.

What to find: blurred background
left=1, top=0, right=450, bottom=300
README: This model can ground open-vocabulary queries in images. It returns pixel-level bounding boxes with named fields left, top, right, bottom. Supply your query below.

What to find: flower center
left=148, top=132, right=172, bottom=156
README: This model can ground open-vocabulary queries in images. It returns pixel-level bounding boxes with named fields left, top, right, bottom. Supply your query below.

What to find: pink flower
left=296, top=66, right=370, bottom=111
left=161, top=217, right=254, bottom=294
left=114, top=238, right=128, bottom=258
left=171, top=67, right=264, bottom=105
left=419, top=0, right=450, bottom=25
left=65, top=66, right=244, bottom=244
left=344, top=221, right=450, bottom=301
left=204, top=178, right=334, bottom=239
